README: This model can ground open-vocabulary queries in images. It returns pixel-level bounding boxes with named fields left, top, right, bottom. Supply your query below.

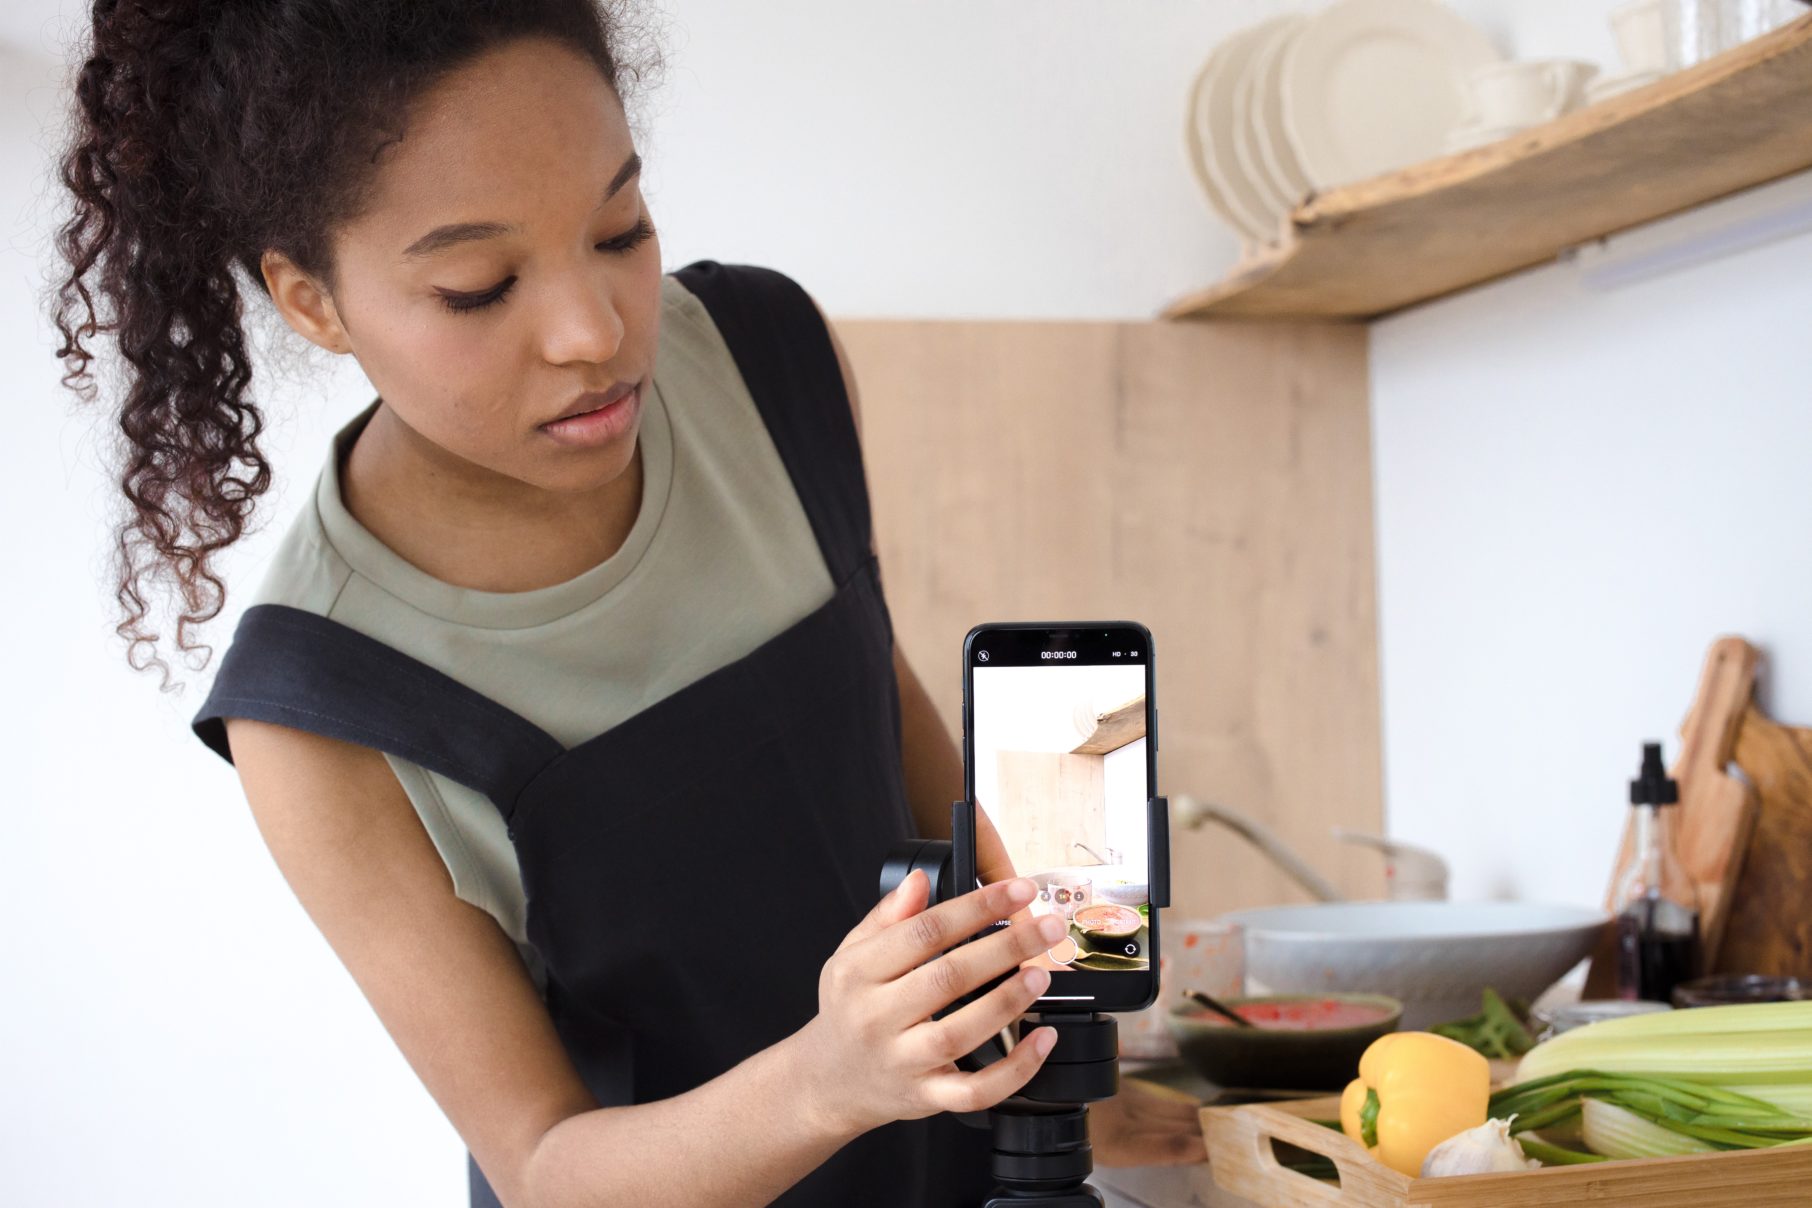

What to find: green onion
left=1516, top=1134, right=1609, bottom=1165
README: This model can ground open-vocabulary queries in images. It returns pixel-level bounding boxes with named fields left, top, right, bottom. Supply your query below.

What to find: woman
left=54, top=2, right=1203, bottom=1204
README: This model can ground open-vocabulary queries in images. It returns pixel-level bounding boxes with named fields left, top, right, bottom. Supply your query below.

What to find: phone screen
left=963, top=623, right=1157, bottom=1009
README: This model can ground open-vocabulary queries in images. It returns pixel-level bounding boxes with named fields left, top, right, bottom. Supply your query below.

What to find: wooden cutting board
left=1584, top=638, right=1761, bottom=995
left=1715, top=703, right=1812, bottom=976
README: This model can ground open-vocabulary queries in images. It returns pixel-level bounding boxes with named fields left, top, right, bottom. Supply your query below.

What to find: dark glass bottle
left=1613, top=742, right=1700, bottom=1003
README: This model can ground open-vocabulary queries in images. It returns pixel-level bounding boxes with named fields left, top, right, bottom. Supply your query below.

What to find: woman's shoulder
left=245, top=474, right=355, bottom=618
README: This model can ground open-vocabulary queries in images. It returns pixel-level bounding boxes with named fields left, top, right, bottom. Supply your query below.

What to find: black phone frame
left=959, top=621, right=1169, bottom=1013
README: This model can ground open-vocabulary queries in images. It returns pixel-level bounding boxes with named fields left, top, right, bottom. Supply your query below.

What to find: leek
left=1519, top=1030, right=1812, bottom=1084
left=1516, top=1002, right=1812, bottom=1086
left=1581, top=1098, right=1716, bottom=1159
left=1534, top=1001, right=1812, bottom=1041
left=1491, top=1002, right=1812, bottom=1162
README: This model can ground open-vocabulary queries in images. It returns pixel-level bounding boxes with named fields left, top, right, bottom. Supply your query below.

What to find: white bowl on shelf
left=1220, top=900, right=1608, bottom=1029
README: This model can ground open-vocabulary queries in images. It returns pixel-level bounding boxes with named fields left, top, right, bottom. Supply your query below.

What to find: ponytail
left=57, top=0, right=268, bottom=682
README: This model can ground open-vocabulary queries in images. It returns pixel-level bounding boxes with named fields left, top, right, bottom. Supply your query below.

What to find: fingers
left=835, top=868, right=931, bottom=955
left=902, top=964, right=1052, bottom=1068
left=919, top=1025, right=1059, bottom=1115
left=893, top=911, right=1067, bottom=1020
left=860, top=876, right=1040, bottom=981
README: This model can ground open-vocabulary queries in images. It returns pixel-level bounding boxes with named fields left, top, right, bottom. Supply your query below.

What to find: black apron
left=194, top=261, right=996, bottom=1206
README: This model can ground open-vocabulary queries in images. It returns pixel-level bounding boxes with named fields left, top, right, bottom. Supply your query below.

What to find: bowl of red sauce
left=1165, top=994, right=1402, bottom=1091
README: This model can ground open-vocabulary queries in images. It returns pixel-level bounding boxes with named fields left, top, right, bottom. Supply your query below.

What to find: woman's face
left=306, top=37, right=662, bottom=496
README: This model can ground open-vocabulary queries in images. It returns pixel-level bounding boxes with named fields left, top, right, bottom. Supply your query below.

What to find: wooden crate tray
left=1202, top=1094, right=1812, bottom=1207
left=1163, top=14, right=1812, bottom=322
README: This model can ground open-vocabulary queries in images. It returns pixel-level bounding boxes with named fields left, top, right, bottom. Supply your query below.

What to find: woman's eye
left=598, top=216, right=656, bottom=254
left=434, top=219, right=651, bottom=316
left=438, top=277, right=516, bottom=315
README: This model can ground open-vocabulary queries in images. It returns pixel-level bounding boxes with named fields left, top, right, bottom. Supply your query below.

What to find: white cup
left=1670, top=0, right=1729, bottom=64
left=1611, top=0, right=1674, bottom=73
left=1719, top=0, right=1804, bottom=45
left=1466, top=59, right=1600, bottom=129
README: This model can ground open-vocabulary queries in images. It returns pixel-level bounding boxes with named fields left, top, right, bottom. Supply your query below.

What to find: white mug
left=1670, top=0, right=1729, bottom=64
left=1611, top=0, right=1673, bottom=73
left=1466, top=59, right=1600, bottom=129
left=1720, top=0, right=1805, bottom=45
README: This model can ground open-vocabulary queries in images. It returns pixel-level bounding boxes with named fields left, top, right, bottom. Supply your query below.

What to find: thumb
left=837, top=867, right=930, bottom=953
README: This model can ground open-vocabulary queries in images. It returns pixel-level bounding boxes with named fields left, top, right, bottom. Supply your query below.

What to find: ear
left=261, top=249, right=353, bottom=355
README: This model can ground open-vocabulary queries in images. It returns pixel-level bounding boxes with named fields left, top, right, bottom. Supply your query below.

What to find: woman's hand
left=790, top=869, right=1070, bottom=1140
left=1089, top=1078, right=1208, bottom=1168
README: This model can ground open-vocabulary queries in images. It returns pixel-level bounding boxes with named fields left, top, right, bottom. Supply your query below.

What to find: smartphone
left=961, top=622, right=1161, bottom=1012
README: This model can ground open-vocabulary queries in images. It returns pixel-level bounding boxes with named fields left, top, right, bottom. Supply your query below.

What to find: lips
left=546, top=381, right=637, bottom=426
left=538, top=382, right=642, bottom=448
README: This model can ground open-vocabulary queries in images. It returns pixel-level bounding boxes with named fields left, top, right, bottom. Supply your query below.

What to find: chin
left=531, top=430, right=641, bottom=495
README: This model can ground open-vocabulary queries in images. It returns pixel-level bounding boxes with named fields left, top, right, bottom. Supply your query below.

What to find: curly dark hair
left=53, top=0, right=658, bottom=685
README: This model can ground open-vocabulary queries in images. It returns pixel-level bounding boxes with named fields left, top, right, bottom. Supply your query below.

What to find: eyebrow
left=402, top=152, right=643, bottom=259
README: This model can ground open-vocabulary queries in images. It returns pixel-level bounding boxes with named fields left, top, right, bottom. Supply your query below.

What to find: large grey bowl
left=1220, top=901, right=1609, bottom=1029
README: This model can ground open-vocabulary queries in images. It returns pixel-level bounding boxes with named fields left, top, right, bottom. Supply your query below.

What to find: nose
left=538, top=269, right=626, bottom=367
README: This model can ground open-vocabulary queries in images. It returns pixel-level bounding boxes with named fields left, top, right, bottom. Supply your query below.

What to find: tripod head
left=877, top=799, right=1170, bottom=1207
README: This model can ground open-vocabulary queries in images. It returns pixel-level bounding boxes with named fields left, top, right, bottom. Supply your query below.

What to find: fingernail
left=1033, top=1027, right=1058, bottom=1057
left=1021, top=967, right=1050, bottom=994
left=1037, top=915, right=1066, bottom=944
left=1005, top=878, right=1036, bottom=905
left=892, top=869, right=921, bottom=898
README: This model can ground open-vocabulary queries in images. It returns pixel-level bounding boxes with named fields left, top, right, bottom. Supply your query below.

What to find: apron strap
left=192, top=603, right=563, bottom=816
left=671, top=261, right=873, bottom=583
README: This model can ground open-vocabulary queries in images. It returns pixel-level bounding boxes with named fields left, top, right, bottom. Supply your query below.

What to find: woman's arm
left=226, top=719, right=855, bottom=1208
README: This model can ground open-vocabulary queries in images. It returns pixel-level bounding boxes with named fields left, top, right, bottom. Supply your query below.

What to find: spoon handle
left=1187, top=989, right=1256, bottom=1028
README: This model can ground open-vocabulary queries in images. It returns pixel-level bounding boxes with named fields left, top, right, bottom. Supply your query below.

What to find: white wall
left=1370, top=177, right=1812, bottom=906
left=0, top=43, right=469, bottom=1208
left=7, top=0, right=1809, bottom=1203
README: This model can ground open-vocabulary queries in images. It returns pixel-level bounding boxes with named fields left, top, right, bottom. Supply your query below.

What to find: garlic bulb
left=1419, top=1117, right=1539, bottom=1177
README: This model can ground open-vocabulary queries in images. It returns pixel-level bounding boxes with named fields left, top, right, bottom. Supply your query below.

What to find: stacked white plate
left=1186, top=0, right=1502, bottom=250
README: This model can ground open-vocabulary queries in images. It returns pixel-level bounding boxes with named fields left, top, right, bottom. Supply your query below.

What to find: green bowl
left=1165, top=993, right=1402, bottom=1091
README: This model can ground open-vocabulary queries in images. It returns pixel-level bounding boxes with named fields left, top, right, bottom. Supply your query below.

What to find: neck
left=340, top=402, right=644, bottom=592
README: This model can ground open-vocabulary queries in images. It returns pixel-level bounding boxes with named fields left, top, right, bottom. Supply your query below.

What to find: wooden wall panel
left=834, top=317, right=1385, bottom=921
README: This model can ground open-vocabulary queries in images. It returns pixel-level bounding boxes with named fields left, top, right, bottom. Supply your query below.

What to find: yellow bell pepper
left=1340, top=1031, right=1490, bottom=1177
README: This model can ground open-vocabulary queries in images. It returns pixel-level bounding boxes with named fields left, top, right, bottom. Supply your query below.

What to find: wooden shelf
left=1163, top=14, right=1812, bottom=322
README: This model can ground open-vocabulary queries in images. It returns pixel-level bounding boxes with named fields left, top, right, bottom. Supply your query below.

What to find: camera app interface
left=970, top=632, right=1151, bottom=973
